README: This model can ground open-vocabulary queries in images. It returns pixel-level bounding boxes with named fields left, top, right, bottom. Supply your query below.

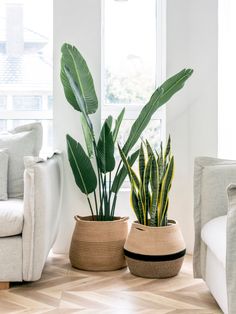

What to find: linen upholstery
left=0, top=123, right=42, bottom=198
left=205, top=246, right=227, bottom=314
left=194, top=157, right=236, bottom=314
left=0, top=153, right=63, bottom=282
left=193, top=157, right=236, bottom=278
left=201, top=215, right=226, bottom=267
left=226, top=184, right=236, bottom=314
left=0, top=149, right=8, bottom=200
left=22, top=153, right=63, bottom=281
left=0, top=236, right=22, bottom=281
left=0, top=199, right=23, bottom=237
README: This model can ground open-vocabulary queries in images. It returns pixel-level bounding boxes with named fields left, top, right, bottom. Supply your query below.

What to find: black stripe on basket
left=124, top=248, right=186, bottom=262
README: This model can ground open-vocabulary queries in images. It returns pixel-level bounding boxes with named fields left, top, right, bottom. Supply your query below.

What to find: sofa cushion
left=0, top=123, right=42, bottom=198
left=0, top=199, right=24, bottom=236
left=201, top=215, right=226, bottom=267
left=0, top=149, right=8, bottom=200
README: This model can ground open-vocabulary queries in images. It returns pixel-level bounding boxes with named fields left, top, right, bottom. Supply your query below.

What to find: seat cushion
left=201, top=215, right=226, bottom=267
left=0, top=199, right=24, bottom=237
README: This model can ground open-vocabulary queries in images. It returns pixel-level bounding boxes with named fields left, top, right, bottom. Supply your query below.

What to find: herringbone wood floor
left=0, top=254, right=222, bottom=313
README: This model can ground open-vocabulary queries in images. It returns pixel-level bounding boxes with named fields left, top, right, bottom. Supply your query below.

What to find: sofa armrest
left=193, top=157, right=236, bottom=278
left=226, top=184, right=236, bottom=313
left=22, top=152, right=63, bottom=281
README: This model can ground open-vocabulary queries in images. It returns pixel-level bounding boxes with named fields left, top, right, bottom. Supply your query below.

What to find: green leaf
left=63, top=66, right=93, bottom=131
left=143, top=156, right=152, bottom=224
left=118, top=145, right=133, bottom=181
left=66, top=134, right=97, bottom=194
left=97, top=121, right=115, bottom=173
left=61, top=43, right=98, bottom=114
left=118, top=145, right=140, bottom=189
left=159, top=156, right=174, bottom=225
left=105, top=116, right=113, bottom=130
left=130, top=189, right=141, bottom=223
left=80, top=114, right=94, bottom=158
left=157, top=143, right=164, bottom=179
left=130, top=168, right=140, bottom=189
left=146, top=140, right=154, bottom=158
left=122, top=69, right=193, bottom=155
left=113, top=108, right=125, bottom=142
left=164, top=135, right=171, bottom=164
left=111, top=149, right=139, bottom=193
left=150, top=158, right=159, bottom=226
left=139, top=143, right=145, bottom=184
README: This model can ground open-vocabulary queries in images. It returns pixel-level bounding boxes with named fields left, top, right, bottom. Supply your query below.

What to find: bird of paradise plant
left=60, top=43, right=193, bottom=221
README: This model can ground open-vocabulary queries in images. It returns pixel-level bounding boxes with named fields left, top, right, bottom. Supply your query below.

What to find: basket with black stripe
left=124, top=220, right=186, bottom=278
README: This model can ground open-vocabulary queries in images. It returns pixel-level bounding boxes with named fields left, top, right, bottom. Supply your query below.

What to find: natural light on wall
left=218, top=0, right=236, bottom=159
left=0, top=0, right=53, bottom=153
left=103, top=0, right=166, bottom=158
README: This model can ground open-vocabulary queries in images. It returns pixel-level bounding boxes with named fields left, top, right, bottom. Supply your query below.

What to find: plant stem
left=108, top=172, right=112, bottom=215
left=94, top=191, right=98, bottom=217
left=103, top=174, right=108, bottom=219
left=87, top=195, right=94, bottom=220
left=92, top=140, right=103, bottom=216
left=110, top=160, right=122, bottom=214
left=110, top=193, right=117, bottom=218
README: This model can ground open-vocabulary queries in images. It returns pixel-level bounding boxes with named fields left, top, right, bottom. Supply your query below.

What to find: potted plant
left=60, top=43, right=192, bottom=271
left=119, top=138, right=186, bottom=278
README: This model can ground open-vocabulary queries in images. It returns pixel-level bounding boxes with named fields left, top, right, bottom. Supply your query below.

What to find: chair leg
left=0, top=282, right=9, bottom=290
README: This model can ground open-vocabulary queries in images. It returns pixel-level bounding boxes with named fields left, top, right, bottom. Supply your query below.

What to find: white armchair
left=193, top=157, right=236, bottom=314
left=0, top=153, right=63, bottom=287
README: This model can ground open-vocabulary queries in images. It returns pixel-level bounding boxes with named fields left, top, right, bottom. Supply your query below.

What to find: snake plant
left=60, top=43, right=193, bottom=221
left=119, top=137, right=174, bottom=227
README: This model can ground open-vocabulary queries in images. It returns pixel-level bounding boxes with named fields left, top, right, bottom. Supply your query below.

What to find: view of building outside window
left=0, top=0, right=53, bottom=152
left=103, top=0, right=164, bottom=155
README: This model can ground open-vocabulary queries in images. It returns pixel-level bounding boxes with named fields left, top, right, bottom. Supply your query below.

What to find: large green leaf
left=63, top=66, right=93, bottom=130
left=66, top=134, right=97, bottom=195
left=97, top=121, right=115, bottom=173
left=111, top=149, right=139, bottom=193
left=122, top=69, right=193, bottom=155
left=80, top=114, right=94, bottom=158
left=113, top=108, right=125, bottom=142
left=61, top=43, right=98, bottom=114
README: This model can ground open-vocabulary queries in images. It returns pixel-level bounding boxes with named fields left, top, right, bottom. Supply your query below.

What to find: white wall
left=53, top=0, right=101, bottom=252
left=218, top=0, right=236, bottom=159
left=53, top=0, right=218, bottom=254
left=166, top=0, right=218, bottom=253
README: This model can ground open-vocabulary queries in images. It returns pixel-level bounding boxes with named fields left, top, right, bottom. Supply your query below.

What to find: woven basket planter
left=69, top=216, right=128, bottom=271
left=124, top=220, right=186, bottom=278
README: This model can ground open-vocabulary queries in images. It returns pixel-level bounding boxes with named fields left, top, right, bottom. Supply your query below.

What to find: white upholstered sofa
left=194, top=157, right=236, bottom=314
left=0, top=123, right=63, bottom=287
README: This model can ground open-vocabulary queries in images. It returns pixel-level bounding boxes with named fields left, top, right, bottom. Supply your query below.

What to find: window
left=102, top=0, right=166, bottom=153
left=0, top=0, right=53, bottom=153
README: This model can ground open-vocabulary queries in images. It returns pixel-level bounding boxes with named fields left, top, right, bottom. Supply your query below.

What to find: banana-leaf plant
left=119, top=137, right=174, bottom=227
left=60, top=43, right=193, bottom=221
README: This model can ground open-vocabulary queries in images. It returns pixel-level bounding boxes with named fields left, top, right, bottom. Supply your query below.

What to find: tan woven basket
left=69, top=216, right=129, bottom=271
left=124, top=220, right=186, bottom=278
